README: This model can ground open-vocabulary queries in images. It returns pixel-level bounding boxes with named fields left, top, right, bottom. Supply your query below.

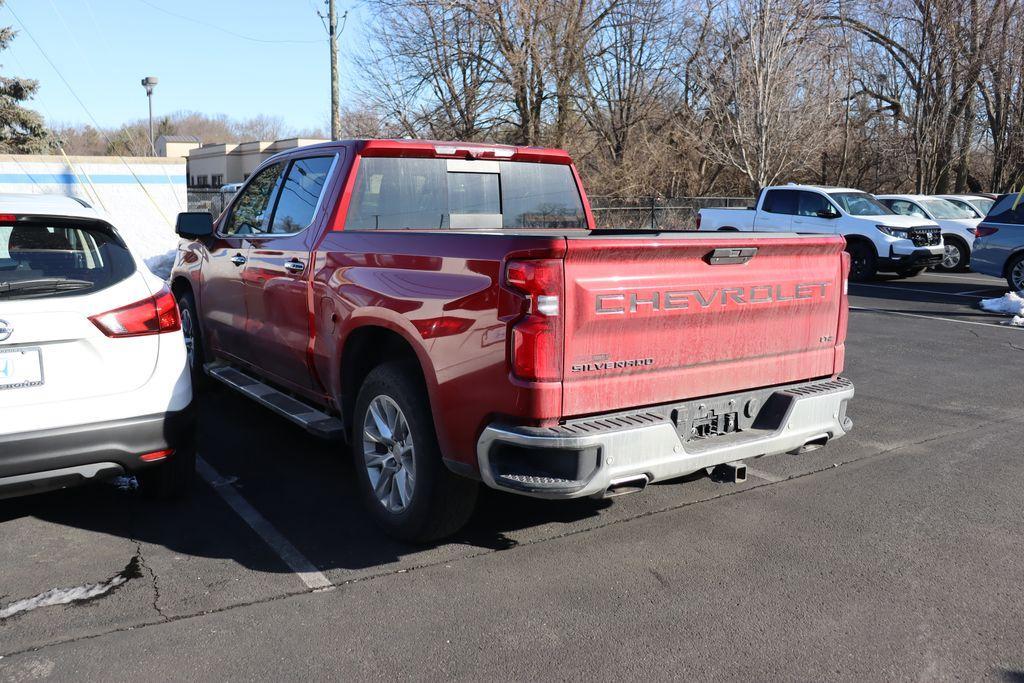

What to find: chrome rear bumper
left=477, top=377, right=853, bottom=499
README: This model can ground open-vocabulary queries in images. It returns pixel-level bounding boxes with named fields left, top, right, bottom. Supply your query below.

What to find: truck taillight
left=90, top=286, right=181, bottom=338
left=505, top=259, right=562, bottom=382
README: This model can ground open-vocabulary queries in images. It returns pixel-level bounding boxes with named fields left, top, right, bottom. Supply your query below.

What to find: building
left=155, top=134, right=201, bottom=158
left=186, top=137, right=329, bottom=188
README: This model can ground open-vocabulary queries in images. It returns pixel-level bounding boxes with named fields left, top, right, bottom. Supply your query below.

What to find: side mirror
left=175, top=212, right=214, bottom=239
left=816, top=209, right=840, bottom=219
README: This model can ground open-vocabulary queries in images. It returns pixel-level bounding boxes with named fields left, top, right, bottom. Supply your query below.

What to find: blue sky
left=3, top=0, right=359, bottom=132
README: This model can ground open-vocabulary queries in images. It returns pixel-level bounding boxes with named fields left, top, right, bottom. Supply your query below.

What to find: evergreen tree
left=0, top=22, right=50, bottom=153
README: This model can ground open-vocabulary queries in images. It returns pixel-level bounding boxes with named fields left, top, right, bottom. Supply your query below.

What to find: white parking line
left=914, top=273, right=1003, bottom=284
left=745, top=467, right=784, bottom=483
left=955, top=287, right=1005, bottom=296
left=850, top=305, right=1018, bottom=330
left=196, top=456, right=334, bottom=591
left=850, top=282, right=991, bottom=299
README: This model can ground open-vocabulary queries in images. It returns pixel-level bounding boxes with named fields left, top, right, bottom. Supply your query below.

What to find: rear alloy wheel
left=845, top=241, right=877, bottom=282
left=352, top=361, right=478, bottom=543
left=1008, top=254, right=1024, bottom=292
left=936, top=236, right=969, bottom=273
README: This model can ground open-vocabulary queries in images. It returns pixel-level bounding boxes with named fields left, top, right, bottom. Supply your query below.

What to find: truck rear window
left=344, top=157, right=586, bottom=230
left=0, top=219, right=135, bottom=300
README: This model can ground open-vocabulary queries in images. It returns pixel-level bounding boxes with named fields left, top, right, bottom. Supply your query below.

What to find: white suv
left=0, top=194, right=194, bottom=499
left=876, top=194, right=981, bottom=272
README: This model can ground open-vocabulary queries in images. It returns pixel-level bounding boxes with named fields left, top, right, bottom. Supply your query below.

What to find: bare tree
left=697, top=0, right=839, bottom=193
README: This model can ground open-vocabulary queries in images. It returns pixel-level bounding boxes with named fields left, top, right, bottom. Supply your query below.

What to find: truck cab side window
left=223, top=163, right=285, bottom=236
left=268, top=156, right=337, bottom=234
left=797, top=192, right=835, bottom=217
left=762, top=190, right=798, bottom=215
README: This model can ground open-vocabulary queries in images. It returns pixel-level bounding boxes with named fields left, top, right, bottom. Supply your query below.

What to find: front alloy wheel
left=362, top=395, right=416, bottom=513
left=1009, top=255, right=1024, bottom=292
left=180, top=306, right=196, bottom=371
left=936, top=238, right=968, bottom=273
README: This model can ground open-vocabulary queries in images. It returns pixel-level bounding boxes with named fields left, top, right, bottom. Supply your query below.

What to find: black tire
left=935, top=236, right=969, bottom=273
left=176, top=289, right=207, bottom=388
left=845, top=240, right=877, bottom=282
left=895, top=267, right=927, bottom=279
left=138, top=446, right=196, bottom=500
left=1007, top=253, right=1024, bottom=292
left=351, top=361, right=478, bottom=543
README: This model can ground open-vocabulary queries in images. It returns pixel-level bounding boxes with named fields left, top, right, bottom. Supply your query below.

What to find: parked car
left=936, top=194, right=996, bottom=218
left=970, top=191, right=1024, bottom=291
left=0, top=194, right=194, bottom=500
left=876, top=195, right=980, bottom=272
left=219, top=183, right=243, bottom=195
left=171, top=140, right=855, bottom=542
left=697, top=184, right=942, bottom=281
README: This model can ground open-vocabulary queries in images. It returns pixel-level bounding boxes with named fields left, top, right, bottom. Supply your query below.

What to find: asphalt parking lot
left=2, top=270, right=1023, bottom=680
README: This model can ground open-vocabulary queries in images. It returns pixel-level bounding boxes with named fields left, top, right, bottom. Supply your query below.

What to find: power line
left=135, top=0, right=325, bottom=45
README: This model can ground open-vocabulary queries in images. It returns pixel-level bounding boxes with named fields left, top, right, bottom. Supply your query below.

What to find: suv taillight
left=974, top=225, right=998, bottom=237
left=90, top=286, right=182, bottom=338
left=504, top=259, right=562, bottom=382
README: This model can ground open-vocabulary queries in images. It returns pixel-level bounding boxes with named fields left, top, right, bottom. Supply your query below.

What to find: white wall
left=0, top=154, right=185, bottom=263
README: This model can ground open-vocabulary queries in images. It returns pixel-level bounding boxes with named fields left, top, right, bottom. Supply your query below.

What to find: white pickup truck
left=697, top=184, right=944, bottom=281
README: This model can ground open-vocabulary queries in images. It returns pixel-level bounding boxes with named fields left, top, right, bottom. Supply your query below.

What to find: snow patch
left=144, top=249, right=178, bottom=282
left=0, top=556, right=142, bottom=620
left=979, top=292, right=1024, bottom=318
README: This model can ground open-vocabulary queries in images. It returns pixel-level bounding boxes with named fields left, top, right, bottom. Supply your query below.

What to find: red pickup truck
left=171, top=139, right=854, bottom=542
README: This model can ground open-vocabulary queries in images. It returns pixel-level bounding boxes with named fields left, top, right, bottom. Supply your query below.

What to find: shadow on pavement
left=0, top=387, right=612, bottom=576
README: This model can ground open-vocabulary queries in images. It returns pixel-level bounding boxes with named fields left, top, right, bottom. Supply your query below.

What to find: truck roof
left=261, top=139, right=575, bottom=172
left=775, top=184, right=864, bottom=194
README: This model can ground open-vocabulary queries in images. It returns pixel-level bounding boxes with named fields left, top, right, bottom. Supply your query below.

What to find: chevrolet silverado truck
left=170, top=140, right=854, bottom=542
left=697, top=184, right=943, bottom=281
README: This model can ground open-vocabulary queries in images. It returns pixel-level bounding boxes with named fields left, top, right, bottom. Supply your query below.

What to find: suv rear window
left=0, top=219, right=135, bottom=300
left=344, top=157, right=587, bottom=230
left=986, top=194, right=1024, bottom=224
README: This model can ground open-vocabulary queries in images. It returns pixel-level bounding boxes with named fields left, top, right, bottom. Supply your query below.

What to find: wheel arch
left=338, top=324, right=435, bottom=440
left=1003, top=248, right=1024, bottom=280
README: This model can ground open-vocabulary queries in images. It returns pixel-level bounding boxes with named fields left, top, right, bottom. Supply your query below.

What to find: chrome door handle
left=230, top=254, right=247, bottom=266
left=283, top=260, right=305, bottom=274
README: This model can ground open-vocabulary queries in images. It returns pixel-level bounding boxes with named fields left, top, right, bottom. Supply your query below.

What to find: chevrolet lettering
left=595, top=282, right=830, bottom=314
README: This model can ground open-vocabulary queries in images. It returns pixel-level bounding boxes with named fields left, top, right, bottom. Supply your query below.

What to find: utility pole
left=319, top=0, right=342, bottom=140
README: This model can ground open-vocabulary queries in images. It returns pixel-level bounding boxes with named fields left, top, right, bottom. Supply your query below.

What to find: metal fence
left=589, top=196, right=754, bottom=230
left=185, top=189, right=753, bottom=230
left=187, top=188, right=232, bottom=216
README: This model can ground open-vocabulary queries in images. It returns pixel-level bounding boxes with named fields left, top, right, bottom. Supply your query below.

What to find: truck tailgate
left=561, top=234, right=847, bottom=417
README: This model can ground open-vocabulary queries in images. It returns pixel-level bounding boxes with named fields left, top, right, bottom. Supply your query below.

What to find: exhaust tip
left=603, top=475, right=649, bottom=498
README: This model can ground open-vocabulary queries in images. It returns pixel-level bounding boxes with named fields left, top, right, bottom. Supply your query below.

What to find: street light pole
left=141, top=76, right=159, bottom=155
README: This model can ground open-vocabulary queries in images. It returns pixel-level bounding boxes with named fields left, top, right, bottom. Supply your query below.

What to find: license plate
left=0, top=347, right=44, bottom=390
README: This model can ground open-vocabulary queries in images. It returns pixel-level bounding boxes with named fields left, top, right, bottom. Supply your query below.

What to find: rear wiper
left=0, top=278, right=94, bottom=297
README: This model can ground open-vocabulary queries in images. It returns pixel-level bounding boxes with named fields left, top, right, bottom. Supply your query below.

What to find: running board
left=205, top=363, right=345, bottom=440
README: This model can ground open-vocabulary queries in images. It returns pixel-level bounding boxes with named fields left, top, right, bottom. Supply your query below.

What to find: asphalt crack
left=134, top=542, right=170, bottom=622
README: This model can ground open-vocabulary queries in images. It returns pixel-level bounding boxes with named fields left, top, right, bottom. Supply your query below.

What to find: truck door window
left=762, top=190, right=798, bottom=215
left=223, top=163, right=285, bottom=236
left=268, top=155, right=337, bottom=234
left=797, top=192, right=835, bottom=217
